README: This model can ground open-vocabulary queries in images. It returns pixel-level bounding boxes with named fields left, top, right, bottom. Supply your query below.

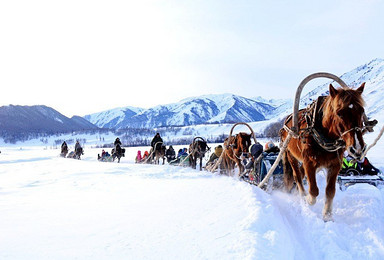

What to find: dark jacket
left=151, top=135, right=163, bottom=147
left=75, top=142, right=81, bottom=151
left=114, top=139, right=122, bottom=146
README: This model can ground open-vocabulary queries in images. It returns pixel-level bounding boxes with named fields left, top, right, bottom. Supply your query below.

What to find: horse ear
left=329, top=84, right=338, bottom=98
left=356, top=82, right=365, bottom=94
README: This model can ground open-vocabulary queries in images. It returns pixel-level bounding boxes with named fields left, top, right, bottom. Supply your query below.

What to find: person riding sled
left=340, top=151, right=380, bottom=176
left=207, top=145, right=223, bottom=165
left=165, top=145, right=176, bottom=163
left=135, top=150, right=142, bottom=163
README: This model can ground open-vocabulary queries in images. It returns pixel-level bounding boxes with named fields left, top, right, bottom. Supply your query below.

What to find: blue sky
left=1, top=0, right=383, bottom=117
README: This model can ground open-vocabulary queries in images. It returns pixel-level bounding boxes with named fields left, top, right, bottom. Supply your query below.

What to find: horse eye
left=337, top=110, right=344, bottom=118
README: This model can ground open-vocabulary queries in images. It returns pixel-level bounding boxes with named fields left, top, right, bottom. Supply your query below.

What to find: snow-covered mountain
left=84, top=106, right=144, bottom=129
left=85, top=58, right=384, bottom=130
left=0, top=105, right=98, bottom=133
left=266, top=58, right=384, bottom=124
left=85, top=94, right=275, bottom=129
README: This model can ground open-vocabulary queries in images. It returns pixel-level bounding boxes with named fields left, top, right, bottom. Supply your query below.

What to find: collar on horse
left=192, top=140, right=210, bottom=155
left=286, top=96, right=346, bottom=152
left=303, top=96, right=346, bottom=152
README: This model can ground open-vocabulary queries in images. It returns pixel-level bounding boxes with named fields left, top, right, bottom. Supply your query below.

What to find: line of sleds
left=97, top=138, right=126, bottom=163
left=134, top=136, right=210, bottom=168
left=97, top=145, right=126, bottom=163
left=135, top=145, right=193, bottom=167
left=134, top=124, right=384, bottom=192
left=60, top=141, right=84, bottom=160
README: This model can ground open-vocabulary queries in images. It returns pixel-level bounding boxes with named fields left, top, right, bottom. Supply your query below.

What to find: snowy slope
left=0, top=141, right=383, bottom=259
left=0, top=105, right=98, bottom=132
left=84, top=106, right=144, bottom=129
left=85, top=94, right=274, bottom=129
left=271, top=58, right=384, bottom=125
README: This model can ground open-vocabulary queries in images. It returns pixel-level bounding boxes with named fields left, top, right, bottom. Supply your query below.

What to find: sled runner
left=337, top=173, right=384, bottom=191
left=337, top=162, right=384, bottom=191
left=98, top=155, right=114, bottom=162
left=169, top=155, right=190, bottom=167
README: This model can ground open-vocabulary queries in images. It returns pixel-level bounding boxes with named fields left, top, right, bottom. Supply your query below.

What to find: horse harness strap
left=289, top=96, right=346, bottom=152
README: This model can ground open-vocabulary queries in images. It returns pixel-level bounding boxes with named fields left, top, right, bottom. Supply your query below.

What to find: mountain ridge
left=0, top=105, right=99, bottom=133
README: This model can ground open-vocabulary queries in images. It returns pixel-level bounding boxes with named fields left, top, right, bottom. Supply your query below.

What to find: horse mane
left=321, top=86, right=365, bottom=135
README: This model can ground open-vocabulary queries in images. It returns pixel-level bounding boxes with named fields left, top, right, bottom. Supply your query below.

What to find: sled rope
left=143, top=141, right=163, bottom=164
left=361, top=126, right=384, bottom=160
left=258, top=133, right=292, bottom=188
left=178, top=151, right=192, bottom=166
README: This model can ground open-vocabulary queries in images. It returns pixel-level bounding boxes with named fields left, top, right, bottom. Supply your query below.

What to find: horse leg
left=192, top=155, right=196, bottom=169
left=302, top=160, right=319, bottom=206
left=199, top=157, right=203, bottom=171
left=322, top=166, right=340, bottom=221
left=287, top=152, right=306, bottom=197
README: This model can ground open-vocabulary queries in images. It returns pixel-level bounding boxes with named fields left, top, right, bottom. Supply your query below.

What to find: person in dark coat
left=151, top=133, right=163, bottom=149
left=244, top=142, right=264, bottom=170
left=75, top=140, right=81, bottom=152
left=114, top=138, right=122, bottom=146
left=61, top=141, right=68, bottom=150
left=61, top=141, right=68, bottom=156
left=165, top=145, right=176, bottom=163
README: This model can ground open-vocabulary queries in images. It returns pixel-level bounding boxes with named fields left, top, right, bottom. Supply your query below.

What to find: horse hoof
left=306, top=194, right=316, bottom=205
left=322, top=212, right=334, bottom=222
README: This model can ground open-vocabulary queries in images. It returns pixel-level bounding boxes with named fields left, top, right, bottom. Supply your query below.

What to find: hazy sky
left=1, top=0, right=383, bottom=117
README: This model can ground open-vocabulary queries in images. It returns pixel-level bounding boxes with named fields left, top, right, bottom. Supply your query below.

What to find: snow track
left=0, top=147, right=383, bottom=259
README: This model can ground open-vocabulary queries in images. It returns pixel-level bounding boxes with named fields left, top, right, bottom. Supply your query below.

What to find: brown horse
left=222, top=132, right=252, bottom=175
left=154, top=143, right=166, bottom=165
left=281, top=83, right=366, bottom=221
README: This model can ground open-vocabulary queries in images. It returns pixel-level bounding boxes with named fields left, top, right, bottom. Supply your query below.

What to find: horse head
left=236, top=132, right=252, bottom=156
left=323, top=83, right=366, bottom=159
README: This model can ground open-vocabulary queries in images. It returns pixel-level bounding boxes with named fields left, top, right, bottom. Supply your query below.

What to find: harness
left=284, top=96, right=346, bottom=152
left=191, top=140, right=210, bottom=157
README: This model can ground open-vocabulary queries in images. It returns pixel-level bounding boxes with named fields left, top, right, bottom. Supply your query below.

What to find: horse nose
left=347, top=144, right=365, bottom=160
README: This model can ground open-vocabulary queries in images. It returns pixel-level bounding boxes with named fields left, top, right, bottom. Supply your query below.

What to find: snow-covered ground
left=1, top=130, right=384, bottom=260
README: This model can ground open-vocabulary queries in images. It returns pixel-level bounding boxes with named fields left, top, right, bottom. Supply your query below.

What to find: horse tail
left=282, top=150, right=294, bottom=192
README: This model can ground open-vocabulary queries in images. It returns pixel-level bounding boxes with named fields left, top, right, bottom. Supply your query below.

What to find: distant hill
left=85, top=94, right=275, bottom=129
left=0, top=105, right=99, bottom=133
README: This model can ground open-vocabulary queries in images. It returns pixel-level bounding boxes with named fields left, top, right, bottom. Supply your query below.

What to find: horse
left=112, top=143, right=125, bottom=163
left=280, top=83, right=366, bottom=221
left=222, top=132, right=252, bottom=175
left=189, top=137, right=210, bottom=171
left=152, top=142, right=166, bottom=165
